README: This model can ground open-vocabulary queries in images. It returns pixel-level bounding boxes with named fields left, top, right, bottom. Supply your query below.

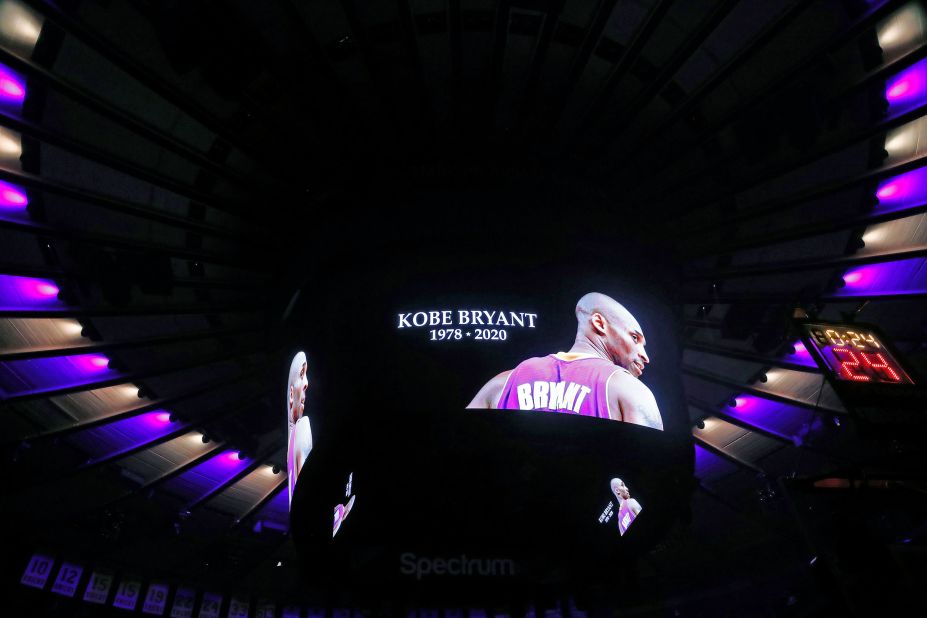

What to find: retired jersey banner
left=20, top=554, right=54, bottom=589
left=170, top=587, right=196, bottom=618
left=50, top=562, right=83, bottom=597
left=198, top=592, right=222, bottom=618
left=83, top=570, right=114, bottom=604
left=113, top=577, right=142, bottom=611
left=142, top=582, right=170, bottom=615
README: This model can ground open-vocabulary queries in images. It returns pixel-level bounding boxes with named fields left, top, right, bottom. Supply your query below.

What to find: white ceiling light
left=0, top=0, right=43, bottom=56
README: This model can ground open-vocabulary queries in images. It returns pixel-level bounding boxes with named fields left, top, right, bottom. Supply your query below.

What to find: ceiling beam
left=0, top=168, right=249, bottom=241
left=1, top=344, right=266, bottom=403
left=588, top=0, right=741, bottom=152
left=9, top=373, right=264, bottom=443
left=571, top=0, right=674, bottom=141
left=0, top=261, right=269, bottom=292
left=613, top=2, right=809, bottom=170
left=629, top=0, right=905, bottom=193
left=683, top=203, right=927, bottom=259
left=693, top=434, right=765, bottom=475
left=513, top=0, right=566, bottom=133
left=0, top=46, right=275, bottom=197
left=543, top=0, right=618, bottom=129
left=0, top=301, right=262, bottom=318
left=683, top=340, right=818, bottom=373
left=186, top=447, right=280, bottom=512
left=685, top=247, right=927, bottom=280
left=683, top=365, right=843, bottom=414
left=0, top=109, right=257, bottom=223
left=0, top=218, right=272, bottom=270
left=18, top=0, right=294, bottom=183
left=0, top=324, right=257, bottom=362
left=680, top=145, right=927, bottom=237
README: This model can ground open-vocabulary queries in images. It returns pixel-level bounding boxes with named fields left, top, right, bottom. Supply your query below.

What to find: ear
left=289, top=384, right=294, bottom=407
left=590, top=312, right=608, bottom=335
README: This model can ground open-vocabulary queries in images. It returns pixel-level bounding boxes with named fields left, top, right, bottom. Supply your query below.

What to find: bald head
left=287, top=351, right=308, bottom=426
left=576, top=293, right=641, bottom=334
left=611, top=477, right=630, bottom=500
left=573, top=293, right=649, bottom=376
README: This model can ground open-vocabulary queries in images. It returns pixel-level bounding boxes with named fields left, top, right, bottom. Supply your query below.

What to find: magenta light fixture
left=843, top=271, right=865, bottom=285
left=35, top=281, right=57, bottom=296
left=874, top=166, right=927, bottom=213
left=72, top=353, right=111, bottom=373
left=132, top=410, right=174, bottom=428
left=781, top=340, right=816, bottom=367
left=885, top=57, right=927, bottom=114
left=0, top=180, right=28, bottom=210
left=0, top=274, right=62, bottom=309
left=0, top=64, right=25, bottom=107
left=887, top=81, right=910, bottom=99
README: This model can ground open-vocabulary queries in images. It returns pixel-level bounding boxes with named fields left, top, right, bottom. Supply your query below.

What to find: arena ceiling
left=2, top=0, right=926, bottom=613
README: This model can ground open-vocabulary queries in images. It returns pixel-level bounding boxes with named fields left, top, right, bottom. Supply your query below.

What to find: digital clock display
left=802, top=324, right=914, bottom=385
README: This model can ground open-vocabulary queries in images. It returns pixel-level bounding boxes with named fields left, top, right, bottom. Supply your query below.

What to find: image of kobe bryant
left=286, top=351, right=312, bottom=508
left=468, top=292, right=663, bottom=430
left=611, top=478, right=642, bottom=536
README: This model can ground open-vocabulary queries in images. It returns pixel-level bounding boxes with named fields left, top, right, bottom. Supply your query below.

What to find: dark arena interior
left=3, top=0, right=927, bottom=616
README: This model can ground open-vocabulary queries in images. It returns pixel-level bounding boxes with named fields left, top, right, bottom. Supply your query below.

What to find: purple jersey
left=496, top=354, right=623, bottom=419
left=617, top=500, right=639, bottom=536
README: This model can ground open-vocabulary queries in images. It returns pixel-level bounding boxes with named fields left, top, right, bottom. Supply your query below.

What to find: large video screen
left=284, top=351, right=311, bottom=508
left=285, top=241, right=691, bottom=586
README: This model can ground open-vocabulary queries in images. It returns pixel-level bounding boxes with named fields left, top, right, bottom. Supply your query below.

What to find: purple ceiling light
left=723, top=394, right=816, bottom=443
left=874, top=166, right=927, bottom=214
left=838, top=257, right=927, bottom=296
left=731, top=396, right=749, bottom=409
left=0, top=180, right=28, bottom=211
left=781, top=341, right=817, bottom=367
left=68, top=410, right=180, bottom=463
left=0, top=64, right=25, bottom=108
left=76, top=353, right=111, bottom=372
left=159, top=449, right=252, bottom=503
left=0, top=353, right=119, bottom=398
left=885, top=56, right=927, bottom=114
left=0, top=274, right=63, bottom=310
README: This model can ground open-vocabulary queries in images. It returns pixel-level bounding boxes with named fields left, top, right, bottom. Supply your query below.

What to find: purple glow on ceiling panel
left=0, top=274, right=62, bottom=310
left=885, top=56, right=927, bottom=115
left=0, top=64, right=25, bottom=108
left=780, top=341, right=817, bottom=367
left=253, top=486, right=290, bottom=533
left=68, top=410, right=179, bottom=463
left=0, top=180, right=28, bottom=214
left=874, top=166, right=927, bottom=214
left=160, top=449, right=251, bottom=503
left=838, top=257, right=927, bottom=296
left=723, top=394, right=816, bottom=444
left=694, top=444, right=739, bottom=481
left=0, top=353, right=117, bottom=398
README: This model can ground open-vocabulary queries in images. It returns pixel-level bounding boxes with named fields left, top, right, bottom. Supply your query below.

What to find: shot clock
left=801, top=324, right=913, bottom=385
left=796, top=320, right=922, bottom=414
